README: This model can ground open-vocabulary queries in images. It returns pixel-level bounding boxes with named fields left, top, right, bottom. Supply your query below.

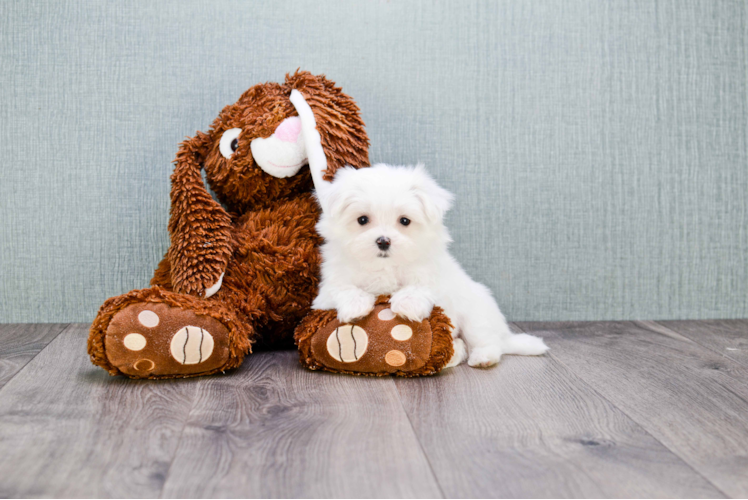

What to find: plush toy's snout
left=250, top=116, right=308, bottom=179
left=274, top=116, right=302, bottom=143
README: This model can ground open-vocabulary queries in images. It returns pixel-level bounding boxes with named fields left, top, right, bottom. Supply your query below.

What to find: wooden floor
left=0, top=320, right=746, bottom=498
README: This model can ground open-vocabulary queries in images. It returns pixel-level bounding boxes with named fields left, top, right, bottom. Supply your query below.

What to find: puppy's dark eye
left=357, top=216, right=369, bottom=225
left=231, top=138, right=238, bottom=152
left=399, top=217, right=411, bottom=226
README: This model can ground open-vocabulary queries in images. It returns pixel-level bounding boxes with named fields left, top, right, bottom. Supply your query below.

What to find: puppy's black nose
left=376, top=236, right=391, bottom=251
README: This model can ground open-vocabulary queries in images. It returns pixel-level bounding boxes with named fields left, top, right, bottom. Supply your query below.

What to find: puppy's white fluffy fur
left=313, top=163, right=548, bottom=367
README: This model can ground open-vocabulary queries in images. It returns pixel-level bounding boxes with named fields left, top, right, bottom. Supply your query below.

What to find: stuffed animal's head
left=175, top=71, right=369, bottom=213
left=165, top=71, right=369, bottom=296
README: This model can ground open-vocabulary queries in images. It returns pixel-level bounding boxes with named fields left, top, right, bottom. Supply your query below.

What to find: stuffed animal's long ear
left=290, top=89, right=333, bottom=209
left=167, top=132, right=233, bottom=296
left=285, top=71, right=369, bottom=180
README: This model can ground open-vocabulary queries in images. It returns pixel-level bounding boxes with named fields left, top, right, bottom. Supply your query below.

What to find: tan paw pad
left=123, top=333, right=147, bottom=351
left=378, top=308, right=396, bottom=321
left=326, top=325, right=368, bottom=362
left=170, top=326, right=214, bottom=365
left=138, top=310, right=160, bottom=327
left=133, top=359, right=155, bottom=372
left=390, top=324, right=413, bottom=341
left=385, top=350, right=407, bottom=367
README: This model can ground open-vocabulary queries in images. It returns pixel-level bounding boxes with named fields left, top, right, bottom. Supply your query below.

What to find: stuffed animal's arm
left=167, top=134, right=233, bottom=297
left=167, top=195, right=232, bottom=297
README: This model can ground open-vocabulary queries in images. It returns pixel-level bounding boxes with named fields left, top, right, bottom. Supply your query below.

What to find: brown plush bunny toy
left=89, top=70, right=455, bottom=379
left=88, top=71, right=370, bottom=378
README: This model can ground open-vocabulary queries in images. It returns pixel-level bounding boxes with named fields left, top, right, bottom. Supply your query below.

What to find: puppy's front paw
left=390, top=289, right=434, bottom=322
left=468, top=344, right=504, bottom=368
left=336, top=292, right=376, bottom=323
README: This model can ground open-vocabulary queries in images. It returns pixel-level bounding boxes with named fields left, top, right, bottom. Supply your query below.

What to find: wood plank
left=650, top=319, right=748, bottom=366
left=394, top=334, right=723, bottom=499
left=161, top=350, right=442, bottom=499
left=0, top=323, right=67, bottom=389
left=515, top=320, right=748, bottom=498
left=0, top=323, right=199, bottom=498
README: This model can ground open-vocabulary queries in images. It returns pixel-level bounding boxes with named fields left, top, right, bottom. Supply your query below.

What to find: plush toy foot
left=295, top=296, right=455, bottom=377
left=88, top=287, right=251, bottom=379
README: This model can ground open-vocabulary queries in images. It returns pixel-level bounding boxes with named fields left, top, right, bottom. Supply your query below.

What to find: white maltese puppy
left=312, top=164, right=548, bottom=367
left=290, top=91, right=548, bottom=367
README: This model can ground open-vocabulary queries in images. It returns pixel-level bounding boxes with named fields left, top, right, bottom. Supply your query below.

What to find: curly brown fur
left=89, top=71, right=370, bottom=377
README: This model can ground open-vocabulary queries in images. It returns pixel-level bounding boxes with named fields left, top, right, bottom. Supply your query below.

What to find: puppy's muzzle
left=376, top=236, right=391, bottom=251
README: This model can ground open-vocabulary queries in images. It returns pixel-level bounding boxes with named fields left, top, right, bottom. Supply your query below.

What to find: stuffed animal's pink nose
left=274, top=117, right=302, bottom=143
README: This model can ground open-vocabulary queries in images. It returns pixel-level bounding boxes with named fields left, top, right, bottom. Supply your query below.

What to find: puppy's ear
left=319, top=167, right=360, bottom=218
left=167, top=132, right=233, bottom=296
left=411, top=164, right=454, bottom=223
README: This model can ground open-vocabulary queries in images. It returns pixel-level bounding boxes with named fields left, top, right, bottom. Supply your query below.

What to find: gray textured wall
left=1, top=0, right=746, bottom=323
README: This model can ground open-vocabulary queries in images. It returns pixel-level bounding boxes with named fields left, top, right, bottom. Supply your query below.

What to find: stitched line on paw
left=336, top=327, right=342, bottom=362
left=198, top=328, right=204, bottom=364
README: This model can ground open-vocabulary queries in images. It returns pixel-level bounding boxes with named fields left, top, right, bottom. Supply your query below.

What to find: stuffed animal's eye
left=399, top=217, right=411, bottom=226
left=219, top=128, right=242, bottom=158
left=357, top=216, right=369, bottom=225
